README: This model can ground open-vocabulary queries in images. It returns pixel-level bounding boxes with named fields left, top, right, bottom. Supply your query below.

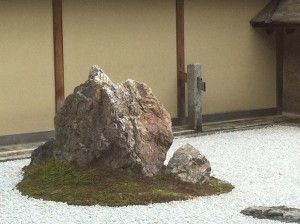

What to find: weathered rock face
left=30, top=139, right=56, bottom=165
left=166, top=144, right=211, bottom=184
left=31, top=65, right=173, bottom=176
left=241, top=206, right=300, bottom=223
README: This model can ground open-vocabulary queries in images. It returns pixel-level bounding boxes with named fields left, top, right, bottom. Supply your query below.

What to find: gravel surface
left=0, top=125, right=299, bottom=224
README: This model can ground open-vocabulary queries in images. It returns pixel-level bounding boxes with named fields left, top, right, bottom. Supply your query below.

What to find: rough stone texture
left=241, top=206, right=300, bottom=223
left=31, top=139, right=55, bottom=164
left=166, top=144, right=211, bottom=184
left=31, top=65, right=173, bottom=176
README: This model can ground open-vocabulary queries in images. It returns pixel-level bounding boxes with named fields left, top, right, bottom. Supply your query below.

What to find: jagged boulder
left=166, top=144, right=211, bottom=184
left=31, top=65, right=173, bottom=176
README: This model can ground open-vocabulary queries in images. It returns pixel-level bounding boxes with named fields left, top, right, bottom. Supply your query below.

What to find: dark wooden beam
left=176, top=0, right=186, bottom=124
left=52, top=0, right=65, bottom=112
left=276, top=26, right=284, bottom=113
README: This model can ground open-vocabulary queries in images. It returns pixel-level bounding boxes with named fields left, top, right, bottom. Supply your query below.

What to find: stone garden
left=17, top=66, right=233, bottom=206
left=0, top=66, right=299, bottom=223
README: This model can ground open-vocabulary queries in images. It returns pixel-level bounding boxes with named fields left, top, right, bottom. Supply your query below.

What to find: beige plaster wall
left=0, top=0, right=55, bottom=136
left=63, top=0, right=177, bottom=117
left=185, top=0, right=277, bottom=114
left=0, top=0, right=279, bottom=137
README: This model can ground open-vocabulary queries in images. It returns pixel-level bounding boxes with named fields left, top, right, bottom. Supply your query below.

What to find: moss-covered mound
left=17, top=160, right=234, bottom=207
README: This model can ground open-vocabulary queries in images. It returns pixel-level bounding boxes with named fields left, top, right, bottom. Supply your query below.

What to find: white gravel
left=1, top=125, right=300, bottom=224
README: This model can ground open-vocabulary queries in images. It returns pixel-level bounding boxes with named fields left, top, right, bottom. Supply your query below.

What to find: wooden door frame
left=176, top=0, right=186, bottom=124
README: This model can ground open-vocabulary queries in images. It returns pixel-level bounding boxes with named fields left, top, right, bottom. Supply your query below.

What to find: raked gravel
left=0, top=125, right=300, bottom=224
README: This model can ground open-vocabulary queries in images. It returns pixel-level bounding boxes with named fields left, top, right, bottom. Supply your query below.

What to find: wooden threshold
left=173, top=115, right=295, bottom=137
left=172, top=108, right=278, bottom=125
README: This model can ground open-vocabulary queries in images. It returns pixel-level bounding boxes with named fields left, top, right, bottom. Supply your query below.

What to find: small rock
left=241, top=206, right=300, bottom=223
left=166, top=144, right=211, bottom=184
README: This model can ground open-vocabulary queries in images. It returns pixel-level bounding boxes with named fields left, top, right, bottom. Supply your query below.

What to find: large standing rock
left=166, top=144, right=211, bottom=184
left=241, top=206, right=300, bottom=223
left=31, top=65, right=173, bottom=176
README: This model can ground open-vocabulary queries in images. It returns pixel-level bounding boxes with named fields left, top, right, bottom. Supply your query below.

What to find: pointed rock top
left=88, top=65, right=111, bottom=84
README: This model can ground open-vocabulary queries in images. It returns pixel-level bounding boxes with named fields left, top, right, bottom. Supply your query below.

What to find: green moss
left=17, top=160, right=234, bottom=207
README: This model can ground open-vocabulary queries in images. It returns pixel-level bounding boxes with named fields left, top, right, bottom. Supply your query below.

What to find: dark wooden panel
left=176, top=0, right=186, bottom=124
left=276, top=27, right=284, bottom=113
left=283, top=29, right=300, bottom=113
left=52, top=0, right=65, bottom=112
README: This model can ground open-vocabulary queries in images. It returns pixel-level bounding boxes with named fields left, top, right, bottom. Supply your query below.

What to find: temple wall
left=62, top=0, right=177, bottom=117
left=0, top=0, right=282, bottom=138
left=185, top=0, right=277, bottom=114
left=0, top=0, right=55, bottom=136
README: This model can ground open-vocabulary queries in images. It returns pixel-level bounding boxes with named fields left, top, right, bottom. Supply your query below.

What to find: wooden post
left=52, top=0, right=65, bottom=112
left=187, top=64, right=204, bottom=132
left=176, top=0, right=186, bottom=124
left=276, top=26, right=284, bottom=114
